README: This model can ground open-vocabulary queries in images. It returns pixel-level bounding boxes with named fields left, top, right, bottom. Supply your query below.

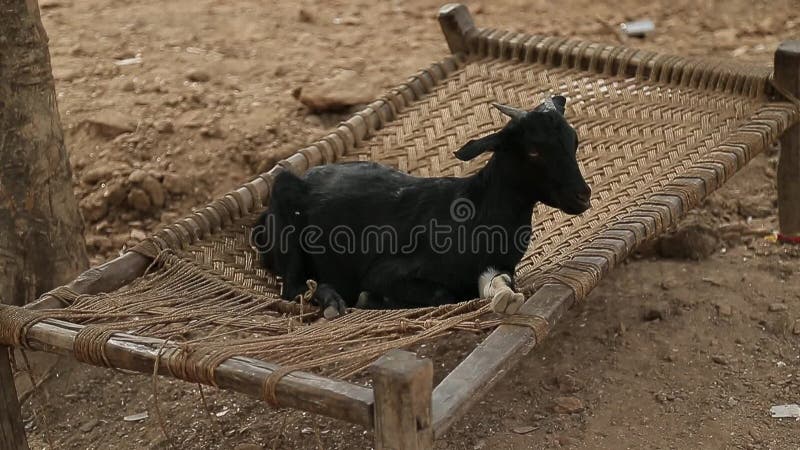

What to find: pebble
left=80, top=192, right=108, bottom=222
left=768, top=303, right=788, bottom=312
left=512, top=425, right=537, bottom=434
left=298, top=70, right=378, bottom=112
left=120, top=79, right=135, bottom=92
left=715, top=302, right=733, bottom=317
left=748, top=428, right=762, bottom=442
left=552, top=396, right=584, bottom=414
left=642, top=301, right=671, bottom=321
left=186, top=68, right=210, bottom=82
left=711, top=355, right=729, bottom=365
left=657, top=220, right=719, bottom=260
left=162, top=173, right=192, bottom=195
left=556, top=373, right=583, bottom=393
left=86, top=235, right=113, bottom=252
left=793, top=319, right=800, bottom=335
left=130, top=229, right=147, bottom=241
left=127, top=188, right=151, bottom=212
left=298, top=8, right=314, bottom=23
left=128, top=169, right=148, bottom=184
left=154, top=119, right=174, bottom=133
left=140, top=175, right=165, bottom=208
left=79, top=418, right=99, bottom=433
left=81, top=112, right=135, bottom=138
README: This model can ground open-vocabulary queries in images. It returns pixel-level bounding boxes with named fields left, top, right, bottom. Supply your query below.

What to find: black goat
left=251, top=96, right=591, bottom=318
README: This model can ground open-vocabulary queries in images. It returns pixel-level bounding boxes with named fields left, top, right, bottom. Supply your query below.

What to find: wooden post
left=775, top=41, right=800, bottom=239
left=438, top=4, right=475, bottom=55
left=0, top=348, right=29, bottom=450
left=1, top=0, right=89, bottom=307
left=371, top=350, right=433, bottom=450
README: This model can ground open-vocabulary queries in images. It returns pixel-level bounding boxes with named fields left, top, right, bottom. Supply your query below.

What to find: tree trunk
left=0, top=0, right=89, bottom=307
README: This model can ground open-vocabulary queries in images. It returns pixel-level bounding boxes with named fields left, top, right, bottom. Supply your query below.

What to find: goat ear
left=454, top=133, right=500, bottom=161
left=492, top=103, right=526, bottom=120
left=551, top=95, right=567, bottom=115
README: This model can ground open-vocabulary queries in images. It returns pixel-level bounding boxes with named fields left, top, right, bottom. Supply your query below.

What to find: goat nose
left=577, top=185, right=591, bottom=203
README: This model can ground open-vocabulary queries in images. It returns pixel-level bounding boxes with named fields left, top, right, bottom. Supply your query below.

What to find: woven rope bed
left=2, top=4, right=799, bottom=448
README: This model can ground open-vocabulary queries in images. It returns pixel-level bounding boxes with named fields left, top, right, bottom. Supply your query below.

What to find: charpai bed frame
left=2, top=4, right=799, bottom=449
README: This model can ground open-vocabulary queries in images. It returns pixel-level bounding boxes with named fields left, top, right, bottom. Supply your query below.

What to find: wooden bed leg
left=0, top=348, right=29, bottom=450
left=371, top=350, right=433, bottom=450
left=775, top=41, right=800, bottom=240
left=438, top=4, right=475, bottom=55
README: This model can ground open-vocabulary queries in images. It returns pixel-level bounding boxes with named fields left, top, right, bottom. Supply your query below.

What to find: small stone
left=274, top=65, right=289, bottom=77
left=119, top=79, right=135, bottom=92
left=81, top=164, right=126, bottom=185
left=233, top=444, right=262, bottom=450
left=154, top=119, right=174, bottom=133
left=556, top=374, right=583, bottom=393
left=127, top=188, right=151, bottom=212
left=128, top=169, right=148, bottom=184
left=768, top=303, right=788, bottom=312
left=657, top=220, right=719, bottom=260
left=556, top=435, right=575, bottom=447
left=298, top=8, right=314, bottom=23
left=130, top=229, right=147, bottom=241
left=86, top=236, right=113, bottom=252
left=81, top=112, right=135, bottom=139
left=711, top=355, right=729, bottom=365
left=54, top=67, right=81, bottom=82
left=186, top=68, right=210, bottom=82
left=512, top=425, right=536, bottom=434
left=80, top=192, right=108, bottom=222
left=298, top=70, right=378, bottom=112
left=727, top=397, right=738, bottom=407
left=748, top=428, right=762, bottom=442
left=200, top=124, right=223, bottom=138
left=715, top=302, right=733, bottom=317
left=655, top=392, right=668, bottom=404
left=103, top=181, right=128, bottom=207
left=140, top=175, right=165, bottom=208
left=738, top=197, right=772, bottom=219
left=79, top=418, right=99, bottom=433
left=793, top=319, right=800, bottom=335
left=552, top=396, right=584, bottom=414
left=162, top=173, right=192, bottom=195
left=642, top=301, right=671, bottom=321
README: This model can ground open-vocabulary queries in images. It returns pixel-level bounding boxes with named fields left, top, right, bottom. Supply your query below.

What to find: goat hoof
left=322, top=297, right=347, bottom=319
left=491, top=288, right=524, bottom=314
left=323, top=305, right=341, bottom=320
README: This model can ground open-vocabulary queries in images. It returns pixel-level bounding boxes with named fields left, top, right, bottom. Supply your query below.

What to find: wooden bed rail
left=15, top=317, right=376, bottom=428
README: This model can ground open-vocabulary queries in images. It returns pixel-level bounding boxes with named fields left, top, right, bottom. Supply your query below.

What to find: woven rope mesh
left=28, top=39, right=797, bottom=381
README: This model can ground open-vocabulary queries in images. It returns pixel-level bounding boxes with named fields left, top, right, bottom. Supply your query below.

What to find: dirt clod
left=298, top=70, right=378, bottom=112
left=768, top=303, right=788, bottom=312
left=127, top=188, right=151, bottom=212
left=552, top=396, right=584, bottom=414
left=81, top=112, right=135, bottom=139
left=186, top=68, right=211, bottom=82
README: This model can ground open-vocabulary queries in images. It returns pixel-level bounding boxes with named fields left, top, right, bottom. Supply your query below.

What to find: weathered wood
left=775, top=41, right=800, bottom=238
left=437, top=4, right=475, bottom=55
left=0, top=348, right=29, bottom=450
left=25, top=252, right=152, bottom=311
left=20, top=318, right=375, bottom=427
left=0, top=0, right=89, bottom=307
left=372, top=350, right=433, bottom=450
left=431, top=284, right=574, bottom=437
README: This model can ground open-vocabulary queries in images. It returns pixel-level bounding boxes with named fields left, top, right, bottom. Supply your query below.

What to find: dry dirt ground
left=13, top=0, right=800, bottom=448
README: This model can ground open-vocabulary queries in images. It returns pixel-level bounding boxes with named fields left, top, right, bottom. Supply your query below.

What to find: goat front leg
left=315, top=283, right=348, bottom=319
left=479, top=268, right=524, bottom=314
